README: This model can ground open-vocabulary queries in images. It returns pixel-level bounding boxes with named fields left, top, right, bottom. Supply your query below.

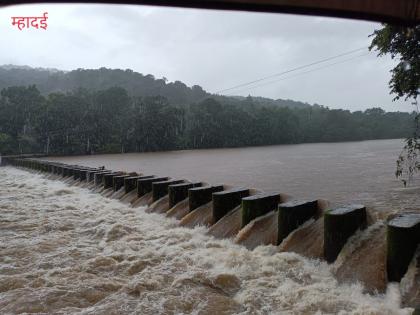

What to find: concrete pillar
left=94, top=171, right=113, bottom=186
left=86, top=170, right=94, bottom=182
left=324, top=204, right=367, bottom=263
left=113, top=175, right=130, bottom=191
left=68, top=167, right=76, bottom=177
left=152, top=179, right=185, bottom=202
left=137, top=177, right=169, bottom=197
left=103, top=172, right=123, bottom=189
left=87, top=170, right=105, bottom=183
left=62, top=167, right=71, bottom=177
left=54, top=164, right=63, bottom=175
left=188, top=185, right=224, bottom=212
left=168, top=182, right=202, bottom=208
left=78, top=169, right=91, bottom=181
left=241, top=193, right=280, bottom=228
left=56, top=165, right=63, bottom=176
left=387, top=212, right=420, bottom=282
left=124, top=175, right=154, bottom=194
left=212, top=188, right=250, bottom=223
left=277, top=199, right=318, bottom=244
left=73, top=168, right=83, bottom=180
left=40, top=162, right=47, bottom=172
left=69, top=167, right=76, bottom=178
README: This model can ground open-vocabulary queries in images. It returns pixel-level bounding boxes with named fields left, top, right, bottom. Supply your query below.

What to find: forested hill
left=0, top=84, right=415, bottom=156
left=0, top=65, right=311, bottom=109
left=0, top=65, right=415, bottom=156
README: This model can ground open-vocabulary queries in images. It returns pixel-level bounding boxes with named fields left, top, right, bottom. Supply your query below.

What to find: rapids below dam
left=1, top=138, right=419, bottom=314
left=0, top=167, right=415, bottom=314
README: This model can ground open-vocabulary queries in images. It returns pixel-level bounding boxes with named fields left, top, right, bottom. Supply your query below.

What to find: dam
left=1, top=139, right=419, bottom=314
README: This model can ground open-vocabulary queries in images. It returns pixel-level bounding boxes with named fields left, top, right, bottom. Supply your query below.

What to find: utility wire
left=214, top=46, right=369, bottom=94
left=226, top=52, right=371, bottom=95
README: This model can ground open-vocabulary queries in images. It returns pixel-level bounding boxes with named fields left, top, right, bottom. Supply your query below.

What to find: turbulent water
left=0, top=167, right=416, bottom=314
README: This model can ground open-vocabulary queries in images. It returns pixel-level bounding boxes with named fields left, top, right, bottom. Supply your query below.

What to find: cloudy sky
left=0, top=3, right=414, bottom=112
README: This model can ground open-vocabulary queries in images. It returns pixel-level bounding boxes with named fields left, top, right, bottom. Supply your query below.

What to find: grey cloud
left=0, top=3, right=413, bottom=112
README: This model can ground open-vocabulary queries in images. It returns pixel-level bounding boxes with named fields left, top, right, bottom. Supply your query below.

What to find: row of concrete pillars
left=7, top=158, right=420, bottom=293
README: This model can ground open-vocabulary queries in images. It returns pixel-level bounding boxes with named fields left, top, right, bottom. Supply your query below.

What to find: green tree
left=370, top=25, right=419, bottom=184
left=0, top=85, right=44, bottom=153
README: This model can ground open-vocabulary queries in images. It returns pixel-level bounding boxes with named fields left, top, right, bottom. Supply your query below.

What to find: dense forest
left=0, top=66, right=415, bottom=155
left=0, top=65, right=311, bottom=109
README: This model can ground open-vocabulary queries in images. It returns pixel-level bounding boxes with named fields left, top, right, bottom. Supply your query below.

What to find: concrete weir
left=112, top=175, right=128, bottom=191
left=77, top=169, right=91, bottom=181
left=212, top=188, right=250, bottom=223
left=188, top=185, right=224, bottom=212
left=324, top=204, right=367, bottom=263
left=94, top=171, right=112, bottom=186
left=278, top=200, right=319, bottom=244
left=387, top=212, right=420, bottom=282
left=73, top=168, right=93, bottom=181
left=241, top=193, right=281, bottom=228
left=62, top=166, right=73, bottom=178
left=124, top=175, right=154, bottom=193
left=103, top=172, right=124, bottom=189
left=137, top=176, right=169, bottom=197
left=168, top=182, right=202, bottom=208
left=152, top=179, right=185, bottom=202
left=5, top=157, right=420, bottom=309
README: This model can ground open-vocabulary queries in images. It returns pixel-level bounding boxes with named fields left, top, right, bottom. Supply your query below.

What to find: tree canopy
left=0, top=66, right=310, bottom=109
left=0, top=85, right=414, bottom=156
left=370, top=24, right=420, bottom=183
left=370, top=25, right=419, bottom=101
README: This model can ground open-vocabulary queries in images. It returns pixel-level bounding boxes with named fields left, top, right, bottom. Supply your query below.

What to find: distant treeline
left=0, top=85, right=415, bottom=155
left=0, top=66, right=312, bottom=109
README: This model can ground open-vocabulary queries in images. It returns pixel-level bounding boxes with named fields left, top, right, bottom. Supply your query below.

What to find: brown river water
left=1, top=139, right=419, bottom=314
left=44, top=138, right=420, bottom=210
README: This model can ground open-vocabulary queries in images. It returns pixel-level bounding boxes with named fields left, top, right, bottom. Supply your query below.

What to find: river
left=1, top=139, right=419, bottom=314
left=44, top=139, right=419, bottom=211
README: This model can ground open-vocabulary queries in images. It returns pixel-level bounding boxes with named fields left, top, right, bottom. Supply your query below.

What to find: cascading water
left=0, top=166, right=416, bottom=314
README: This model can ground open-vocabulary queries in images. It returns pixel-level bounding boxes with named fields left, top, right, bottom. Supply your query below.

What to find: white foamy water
left=0, top=167, right=414, bottom=314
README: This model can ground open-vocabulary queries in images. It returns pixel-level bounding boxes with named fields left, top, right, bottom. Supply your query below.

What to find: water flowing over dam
left=1, top=139, right=419, bottom=314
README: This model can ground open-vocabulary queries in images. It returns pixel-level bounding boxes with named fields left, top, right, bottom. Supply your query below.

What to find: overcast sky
left=0, top=3, right=414, bottom=112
